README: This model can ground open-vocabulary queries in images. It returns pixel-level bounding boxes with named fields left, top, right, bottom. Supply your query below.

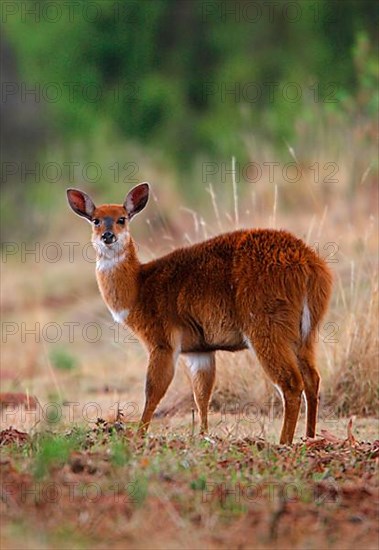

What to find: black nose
left=101, top=231, right=116, bottom=244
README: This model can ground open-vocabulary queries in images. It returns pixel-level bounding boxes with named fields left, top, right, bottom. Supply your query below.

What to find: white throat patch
left=96, top=253, right=126, bottom=272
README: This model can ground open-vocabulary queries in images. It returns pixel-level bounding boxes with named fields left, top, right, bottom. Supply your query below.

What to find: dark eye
left=93, top=219, right=100, bottom=226
left=117, top=217, right=126, bottom=225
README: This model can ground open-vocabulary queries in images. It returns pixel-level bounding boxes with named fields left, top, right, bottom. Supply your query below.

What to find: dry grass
left=327, top=276, right=378, bottom=415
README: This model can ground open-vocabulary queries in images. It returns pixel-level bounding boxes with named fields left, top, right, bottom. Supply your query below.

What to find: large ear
left=66, top=189, right=96, bottom=221
left=124, top=183, right=150, bottom=221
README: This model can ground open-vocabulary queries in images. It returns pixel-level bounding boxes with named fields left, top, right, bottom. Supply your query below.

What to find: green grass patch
left=49, top=348, right=78, bottom=371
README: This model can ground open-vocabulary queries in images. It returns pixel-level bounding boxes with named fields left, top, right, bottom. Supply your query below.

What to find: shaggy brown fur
left=67, top=183, right=332, bottom=444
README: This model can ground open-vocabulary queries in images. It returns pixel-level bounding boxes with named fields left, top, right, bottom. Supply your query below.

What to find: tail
left=301, top=260, right=333, bottom=343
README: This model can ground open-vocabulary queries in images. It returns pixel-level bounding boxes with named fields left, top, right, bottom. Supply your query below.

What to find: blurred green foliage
left=4, top=0, right=378, bottom=163
left=34, top=434, right=75, bottom=478
left=49, top=347, right=78, bottom=371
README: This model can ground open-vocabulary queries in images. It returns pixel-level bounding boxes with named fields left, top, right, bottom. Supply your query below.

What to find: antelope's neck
left=95, top=239, right=140, bottom=319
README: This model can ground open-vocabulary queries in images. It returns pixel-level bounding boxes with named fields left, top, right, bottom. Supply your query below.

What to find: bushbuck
left=67, top=183, right=332, bottom=444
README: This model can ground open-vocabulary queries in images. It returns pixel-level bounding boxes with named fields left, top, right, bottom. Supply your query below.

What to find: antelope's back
left=135, top=229, right=326, bottom=346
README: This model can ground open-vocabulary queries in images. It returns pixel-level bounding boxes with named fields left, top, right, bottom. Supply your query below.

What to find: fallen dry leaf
left=0, top=428, right=30, bottom=446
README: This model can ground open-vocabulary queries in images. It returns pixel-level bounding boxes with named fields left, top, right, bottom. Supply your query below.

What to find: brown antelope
left=67, top=183, right=332, bottom=444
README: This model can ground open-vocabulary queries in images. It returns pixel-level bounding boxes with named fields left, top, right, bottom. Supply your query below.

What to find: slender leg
left=297, top=341, right=320, bottom=438
left=138, top=347, right=176, bottom=435
left=184, top=353, right=216, bottom=433
left=279, top=379, right=303, bottom=444
left=246, top=327, right=304, bottom=445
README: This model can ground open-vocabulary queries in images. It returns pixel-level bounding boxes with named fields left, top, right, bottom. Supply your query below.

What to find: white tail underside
left=301, top=298, right=311, bottom=341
